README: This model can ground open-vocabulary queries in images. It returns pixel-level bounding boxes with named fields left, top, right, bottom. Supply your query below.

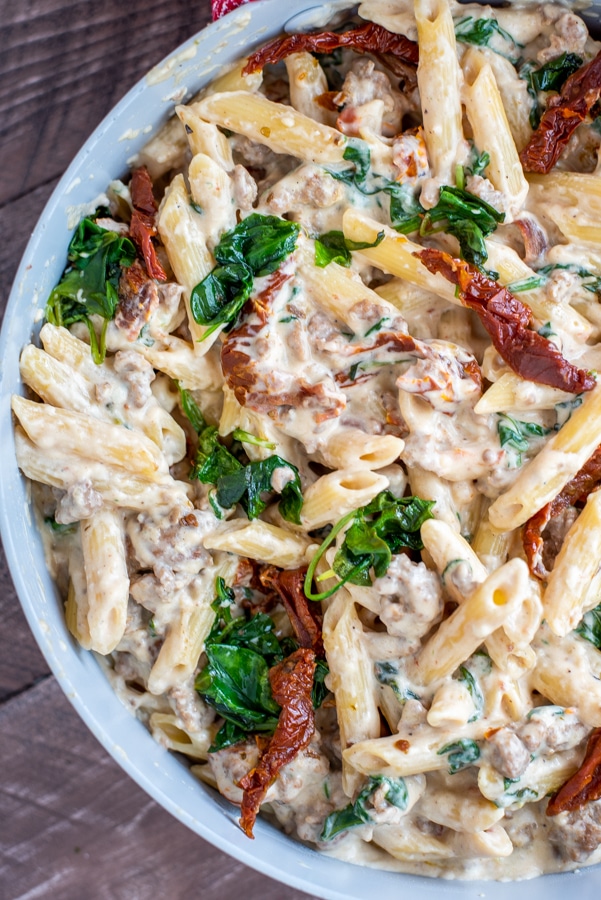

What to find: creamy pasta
left=14, top=0, right=601, bottom=881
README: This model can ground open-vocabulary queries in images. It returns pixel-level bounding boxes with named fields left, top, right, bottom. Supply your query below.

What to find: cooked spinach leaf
left=314, top=229, right=384, bottom=268
left=320, top=775, right=408, bottom=841
left=197, top=643, right=281, bottom=737
left=232, top=428, right=276, bottom=450
left=437, top=738, right=480, bottom=773
left=190, top=213, right=301, bottom=338
left=177, top=382, right=207, bottom=434
left=183, top=398, right=303, bottom=524
left=44, top=517, right=77, bottom=535
left=200, top=455, right=303, bottom=523
left=529, top=51, right=583, bottom=93
left=509, top=262, right=601, bottom=296
left=454, top=16, right=523, bottom=63
left=497, top=413, right=548, bottom=465
left=575, top=603, right=601, bottom=650
left=466, top=149, right=491, bottom=178
left=46, top=216, right=136, bottom=364
left=305, top=491, right=435, bottom=601
left=198, top=578, right=329, bottom=751
left=457, top=665, right=484, bottom=722
left=374, top=660, right=420, bottom=703
left=522, top=53, right=583, bottom=128
left=393, top=184, right=504, bottom=269
left=312, top=657, right=330, bottom=709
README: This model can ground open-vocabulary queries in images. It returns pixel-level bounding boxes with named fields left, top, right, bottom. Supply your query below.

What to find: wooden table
left=0, top=3, right=317, bottom=897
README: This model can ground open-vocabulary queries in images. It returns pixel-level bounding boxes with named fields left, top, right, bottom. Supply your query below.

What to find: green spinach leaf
left=497, top=413, right=548, bottom=465
left=314, top=229, right=384, bottom=268
left=46, top=216, right=136, bottom=364
left=575, top=603, right=601, bottom=650
left=305, top=491, right=435, bottom=601
left=320, top=775, right=408, bottom=840
left=437, top=738, right=480, bottom=773
left=454, top=15, right=523, bottom=63
left=190, top=214, right=301, bottom=338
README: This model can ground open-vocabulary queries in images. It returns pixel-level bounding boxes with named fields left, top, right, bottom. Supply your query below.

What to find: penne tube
left=462, top=50, right=528, bottom=221
left=15, top=427, right=192, bottom=513
left=284, top=52, right=331, bottom=125
left=136, top=114, right=189, bottom=180
left=417, top=558, right=529, bottom=682
left=149, top=712, right=212, bottom=760
left=197, top=59, right=262, bottom=97
left=531, top=625, right=601, bottom=727
left=474, top=372, right=572, bottom=414
left=147, top=575, right=217, bottom=695
left=489, top=381, right=601, bottom=531
left=344, top=718, right=493, bottom=779
left=543, top=489, right=601, bottom=635
left=187, top=152, right=236, bottom=247
left=418, top=784, right=505, bottom=833
left=193, top=91, right=347, bottom=164
left=485, top=241, right=593, bottom=342
left=301, top=469, right=389, bottom=530
left=317, top=428, right=404, bottom=471
left=415, top=0, right=467, bottom=184
left=176, top=105, right=234, bottom=170
left=203, top=520, right=315, bottom=569
left=372, top=822, right=453, bottom=862
left=80, top=508, right=129, bottom=655
left=64, top=546, right=92, bottom=650
left=12, top=395, right=166, bottom=478
left=427, top=681, right=474, bottom=729
left=342, top=210, right=458, bottom=304
left=157, top=173, right=217, bottom=347
left=323, top=593, right=381, bottom=795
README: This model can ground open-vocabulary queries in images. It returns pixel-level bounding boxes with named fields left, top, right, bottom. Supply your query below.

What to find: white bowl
left=1, top=2, right=600, bottom=897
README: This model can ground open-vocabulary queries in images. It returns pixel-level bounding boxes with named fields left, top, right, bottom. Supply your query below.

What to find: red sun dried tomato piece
left=547, top=728, right=601, bottom=816
left=239, top=648, right=316, bottom=838
left=129, top=167, right=167, bottom=282
left=521, top=50, right=601, bottom=174
left=243, top=23, right=418, bottom=79
left=416, top=248, right=594, bottom=394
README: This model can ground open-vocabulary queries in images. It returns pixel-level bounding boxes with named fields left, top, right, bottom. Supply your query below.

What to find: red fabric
left=212, top=0, right=258, bottom=21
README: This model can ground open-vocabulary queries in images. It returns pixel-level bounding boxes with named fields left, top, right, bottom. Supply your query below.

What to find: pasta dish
left=12, top=0, right=601, bottom=880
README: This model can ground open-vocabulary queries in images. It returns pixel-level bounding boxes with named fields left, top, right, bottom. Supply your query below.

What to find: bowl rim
left=1, top=1, right=600, bottom=896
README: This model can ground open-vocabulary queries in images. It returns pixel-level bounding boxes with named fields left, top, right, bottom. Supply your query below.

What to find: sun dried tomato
left=416, top=248, right=594, bottom=394
left=523, top=445, right=601, bottom=577
left=521, top=50, right=601, bottom=174
left=239, top=648, right=316, bottom=838
left=129, top=167, right=167, bottom=282
left=259, top=566, right=324, bottom=655
left=547, top=728, right=601, bottom=815
left=242, top=23, right=418, bottom=79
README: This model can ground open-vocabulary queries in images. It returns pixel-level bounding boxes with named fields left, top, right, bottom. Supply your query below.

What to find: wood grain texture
left=0, top=679, right=319, bottom=900
left=0, top=0, right=213, bottom=206
left=0, top=2, right=320, bottom=897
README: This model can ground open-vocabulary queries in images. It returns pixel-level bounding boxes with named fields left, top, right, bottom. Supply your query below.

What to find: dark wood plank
left=0, top=542, right=50, bottom=702
left=0, top=678, right=318, bottom=900
left=0, top=0, right=213, bottom=207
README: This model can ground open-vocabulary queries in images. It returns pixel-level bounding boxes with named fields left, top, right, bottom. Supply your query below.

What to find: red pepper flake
left=129, top=167, right=167, bottom=282
left=242, top=23, right=418, bottom=79
left=547, top=728, right=601, bottom=815
left=523, top=446, right=601, bottom=578
left=521, top=50, right=601, bottom=174
left=259, top=566, right=324, bottom=656
left=395, top=739, right=410, bottom=753
left=239, top=648, right=316, bottom=838
left=416, top=248, right=594, bottom=394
